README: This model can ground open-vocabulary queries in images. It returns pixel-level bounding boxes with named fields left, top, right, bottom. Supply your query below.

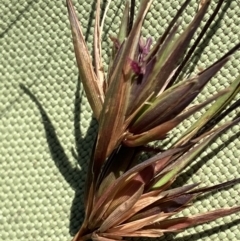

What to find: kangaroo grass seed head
left=66, top=0, right=240, bottom=240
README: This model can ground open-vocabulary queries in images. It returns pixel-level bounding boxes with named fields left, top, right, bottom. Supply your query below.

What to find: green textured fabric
left=0, top=0, right=239, bottom=240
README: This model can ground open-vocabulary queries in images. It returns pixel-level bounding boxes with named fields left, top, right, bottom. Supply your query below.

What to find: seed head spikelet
left=66, top=0, right=240, bottom=240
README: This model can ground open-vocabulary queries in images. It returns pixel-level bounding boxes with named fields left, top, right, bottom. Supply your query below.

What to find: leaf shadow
left=70, top=77, right=98, bottom=235
left=20, top=79, right=97, bottom=236
left=85, top=0, right=96, bottom=43
left=0, top=0, right=34, bottom=38
left=82, top=0, right=114, bottom=42
left=174, top=132, right=239, bottom=188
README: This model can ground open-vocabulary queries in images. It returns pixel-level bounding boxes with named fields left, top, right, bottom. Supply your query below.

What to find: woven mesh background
left=0, top=0, right=239, bottom=240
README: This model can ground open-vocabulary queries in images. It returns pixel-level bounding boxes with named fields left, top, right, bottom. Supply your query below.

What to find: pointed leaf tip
left=66, top=0, right=104, bottom=119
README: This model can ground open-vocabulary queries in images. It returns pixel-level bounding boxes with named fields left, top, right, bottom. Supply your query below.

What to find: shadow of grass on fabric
left=0, top=1, right=35, bottom=39
left=80, top=0, right=121, bottom=42
left=174, top=132, right=239, bottom=188
left=20, top=83, right=239, bottom=240
left=18, top=1, right=238, bottom=239
left=70, top=77, right=98, bottom=235
left=20, top=82, right=97, bottom=236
